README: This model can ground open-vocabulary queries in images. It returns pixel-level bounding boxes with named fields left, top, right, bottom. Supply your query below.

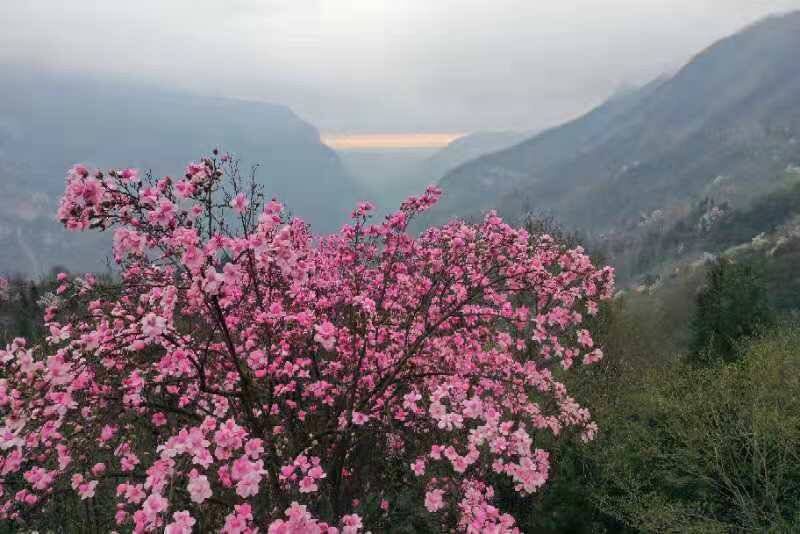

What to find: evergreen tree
left=689, top=258, right=773, bottom=363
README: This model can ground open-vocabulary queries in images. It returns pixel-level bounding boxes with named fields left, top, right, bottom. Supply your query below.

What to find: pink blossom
left=182, top=246, right=205, bottom=273
left=351, top=411, right=369, bottom=426
left=148, top=199, right=176, bottom=227
left=299, top=476, right=319, bottom=493
left=410, top=458, right=426, bottom=476
left=121, top=168, right=139, bottom=183
left=230, top=193, right=249, bottom=214
left=99, top=425, right=117, bottom=442
left=583, top=348, right=604, bottom=365
left=341, top=513, right=363, bottom=534
left=577, top=329, right=593, bottom=348
left=313, top=321, right=337, bottom=351
left=424, top=489, right=445, bottom=512
left=242, top=439, right=263, bottom=460
left=187, top=473, right=212, bottom=504
left=165, top=510, right=196, bottom=534
left=141, top=312, right=166, bottom=340
left=152, top=412, right=168, bottom=426
left=222, top=503, right=253, bottom=534
left=142, top=492, right=168, bottom=519
left=0, top=152, right=614, bottom=531
left=268, top=502, right=330, bottom=533
left=174, top=180, right=196, bottom=198
left=77, top=480, right=98, bottom=500
left=91, top=463, right=106, bottom=476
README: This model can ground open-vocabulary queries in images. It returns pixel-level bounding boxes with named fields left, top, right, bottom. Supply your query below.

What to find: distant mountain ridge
left=421, top=130, right=530, bottom=183
left=338, top=130, right=528, bottom=215
left=425, top=12, right=800, bottom=234
left=0, top=67, right=360, bottom=277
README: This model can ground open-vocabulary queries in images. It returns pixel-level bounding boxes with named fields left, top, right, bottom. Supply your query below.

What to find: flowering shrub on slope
left=0, top=153, right=614, bottom=532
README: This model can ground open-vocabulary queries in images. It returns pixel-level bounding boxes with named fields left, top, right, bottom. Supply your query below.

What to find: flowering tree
left=0, top=152, right=614, bottom=532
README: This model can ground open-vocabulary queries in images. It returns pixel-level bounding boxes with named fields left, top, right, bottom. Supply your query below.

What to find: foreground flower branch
left=0, top=152, right=614, bottom=532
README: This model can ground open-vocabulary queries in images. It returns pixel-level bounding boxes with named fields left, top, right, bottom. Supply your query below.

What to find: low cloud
left=2, top=0, right=799, bottom=133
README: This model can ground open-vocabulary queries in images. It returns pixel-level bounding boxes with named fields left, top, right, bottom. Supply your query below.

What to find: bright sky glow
left=3, top=1, right=800, bottom=133
left=322, top=133, right=466, bottom=150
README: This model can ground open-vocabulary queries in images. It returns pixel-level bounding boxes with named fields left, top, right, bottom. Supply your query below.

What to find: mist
left=3, top=0, right=800, bottom=133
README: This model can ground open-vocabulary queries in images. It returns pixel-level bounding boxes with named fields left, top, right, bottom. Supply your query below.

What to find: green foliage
left=503, top=295, right=686, bottom=534
left=689, top=258, right=773, bottom=363
left=507, top=268, right=796, bottom=533
left=0, top=277, right=47, bottom=345
left=589, top=322, right=800, bottom=532
left=619, top=179, right=800, bottom=286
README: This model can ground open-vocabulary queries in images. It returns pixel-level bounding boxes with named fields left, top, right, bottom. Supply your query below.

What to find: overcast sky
left=3, top=0, right=800, bottom=134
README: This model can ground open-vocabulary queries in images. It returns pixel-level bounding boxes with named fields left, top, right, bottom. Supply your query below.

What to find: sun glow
left=322, top=132, right=466, bottom=150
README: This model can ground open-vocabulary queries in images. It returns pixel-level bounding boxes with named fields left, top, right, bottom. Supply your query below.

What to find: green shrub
left=689, top=258, right=773, bottom=363
left=589, top=322, right=800, bottom=532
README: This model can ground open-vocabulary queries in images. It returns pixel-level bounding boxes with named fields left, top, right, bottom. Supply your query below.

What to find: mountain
left=610, top=169, right=800, bottom=311
left=425, top=12, right=800, bottom=235
left=0, top=67, right=360, bottom=277
left=608, top=168, right=800, bottom=281
left=338, top=148, right=439, bottom=213
left=338, top=131, right=527, bottom=215
left=421, top=130, right=529, bottom=184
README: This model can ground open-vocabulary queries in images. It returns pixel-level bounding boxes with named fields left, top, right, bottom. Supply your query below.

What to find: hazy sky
left=3, top=0, right=800, bottom=134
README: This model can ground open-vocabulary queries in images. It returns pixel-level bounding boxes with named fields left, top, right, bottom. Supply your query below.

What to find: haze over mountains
left=425, top=12, right=800, bottom=236
left=4, top=10, right=800, bottom=284
left=0, top=69, right=359, bottom=276
left=339, top=130, right=528, bottom=214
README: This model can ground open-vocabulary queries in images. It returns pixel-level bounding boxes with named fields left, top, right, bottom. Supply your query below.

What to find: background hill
left=338, top=148, right=439, bottom=214
left=339, top=130, right=527, bottom=214
left=425, top=12, right=800, bottom=237
left=0, top=67, right=360, bottom=277
left=421, top=130, right=529, bottom=184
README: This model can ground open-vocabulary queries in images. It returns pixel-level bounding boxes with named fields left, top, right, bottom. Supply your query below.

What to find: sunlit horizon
left=322, top=132, right=467, bottom=150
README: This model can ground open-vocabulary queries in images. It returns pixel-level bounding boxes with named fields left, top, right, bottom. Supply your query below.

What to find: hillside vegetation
left=425, top=12, right=800, bottom=238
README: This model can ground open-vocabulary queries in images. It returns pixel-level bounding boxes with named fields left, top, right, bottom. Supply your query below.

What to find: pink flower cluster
left=267, top=502, right=361, bottom=534
left=0, top=152, right=614, bottom=530
left=280, top=454, right=327, bottom=494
